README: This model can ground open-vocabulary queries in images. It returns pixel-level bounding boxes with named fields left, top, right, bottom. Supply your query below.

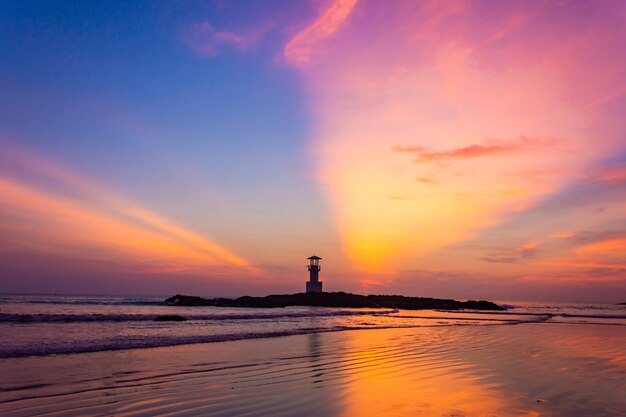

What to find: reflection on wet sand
left=1, top=324, right=625, bottom=416
left=335, top=325, right=626, bottom=416
left=337, top=329, right=510, bottom=416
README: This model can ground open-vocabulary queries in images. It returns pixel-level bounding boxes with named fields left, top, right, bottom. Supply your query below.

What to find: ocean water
left=1, top=294, right=625, bottom=417
left=1, top=294, right=624, bottom=358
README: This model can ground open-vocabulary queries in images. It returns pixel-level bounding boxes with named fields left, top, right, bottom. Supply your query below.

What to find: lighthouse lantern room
left=306, top=255, right=323, bottom=293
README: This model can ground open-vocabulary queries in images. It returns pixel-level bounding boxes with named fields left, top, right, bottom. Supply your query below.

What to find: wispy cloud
left=571, top=230, right=626, bottom=247
left=549, top=232, right=575, bottom=239
left=590, top=165, right=626, bottom=184
left=0, top=142, right=256, bottom=276
left=182, top=21, right=271, bottom=57
left=392, top=137, right=554, bottom=163
left=481, top=241, right=540, bottom=264
left=416, top=176, right=436, bottom=184
left=284, top=0, right=359, bottom=66
left=537, top=261, right=626, bottom=271
left=524, top=229, right=626, bottom=275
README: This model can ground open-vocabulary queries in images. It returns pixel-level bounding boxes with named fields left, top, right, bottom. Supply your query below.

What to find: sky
left=0, top=0, right=624, bottom=301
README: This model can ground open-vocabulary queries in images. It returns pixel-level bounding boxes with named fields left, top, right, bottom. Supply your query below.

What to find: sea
left=2, top=294, right=626, bottom=416
left=1, top=293, right=624, bottom=358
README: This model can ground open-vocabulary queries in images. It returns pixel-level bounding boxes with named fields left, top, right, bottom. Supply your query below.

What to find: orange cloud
left=393, top=137, right=553, bottom=163
left=0, top=145, right=254, bottom=276
left=416, top=176, right=436, bottom=184
left=533, top=234, right=626, bottom=278
left=576, top=238, right=626, bottom=255
left=549, top=232, right=575, bottom=239
left=537, top=261, right=626, bottom=271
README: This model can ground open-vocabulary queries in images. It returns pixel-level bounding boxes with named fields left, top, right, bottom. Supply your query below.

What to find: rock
left=165, top=295, right=209, bottom=306
left=164, top=292, right=504, bottom=311
left=154, top=315, right=187, bottom=321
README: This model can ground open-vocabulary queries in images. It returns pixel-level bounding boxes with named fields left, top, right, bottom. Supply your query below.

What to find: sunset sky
left=1, top=0, right=624, bottom=301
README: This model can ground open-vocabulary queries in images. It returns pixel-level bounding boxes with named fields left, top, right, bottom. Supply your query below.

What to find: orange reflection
left=337, top=329, right=522, bottom=417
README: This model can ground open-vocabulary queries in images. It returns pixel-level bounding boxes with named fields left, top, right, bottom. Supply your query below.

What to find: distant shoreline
left=165, top=291, right=505, bottom=311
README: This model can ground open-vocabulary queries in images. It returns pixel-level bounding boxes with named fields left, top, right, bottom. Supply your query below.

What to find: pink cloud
left=591, top=165, right=626, bottom=183
left=284, top=0, right=359, bottom=66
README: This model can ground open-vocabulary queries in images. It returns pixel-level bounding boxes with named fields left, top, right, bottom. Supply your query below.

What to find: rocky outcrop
left=165, top=292, right=504, bottom=311
left=154, top=315, right=187, bottom=321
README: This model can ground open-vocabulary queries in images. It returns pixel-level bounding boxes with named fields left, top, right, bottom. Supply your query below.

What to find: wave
left=2, top=309, right=624, bottom=324
left=27, top=300, right=163, bottom=306
left=498, top=304, right=516, bottom=310
left=436, top=309, right=626, bottom=320
left=0, top=309, right=397, bottom=324
left=0, top=298, right=163, bottom=306
left=556, top=312, right=626, bottom=319
left=1, top=316, right=622, bottom=358
left=1, top=326, right=404, bottom=358
left=0, top=321, right=532, bottom=359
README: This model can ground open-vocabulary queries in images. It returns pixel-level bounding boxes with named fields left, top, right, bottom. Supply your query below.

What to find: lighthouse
left=306, top=255, right=323, bottom=293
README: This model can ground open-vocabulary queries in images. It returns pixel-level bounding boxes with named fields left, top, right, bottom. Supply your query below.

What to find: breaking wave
left=0, top=309, right=397, bottom=324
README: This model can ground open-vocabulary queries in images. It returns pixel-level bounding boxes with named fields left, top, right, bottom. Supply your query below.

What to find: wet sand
left=1, top=323, right=625, bottom=416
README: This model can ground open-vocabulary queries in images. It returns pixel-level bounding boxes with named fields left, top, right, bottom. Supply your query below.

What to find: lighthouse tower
left=306, top=255, right=323, bottom=293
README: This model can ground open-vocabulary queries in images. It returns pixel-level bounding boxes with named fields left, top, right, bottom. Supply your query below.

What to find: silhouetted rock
left=164, top=292, right=504, bottom=311
left=154, top=315, right=187, bottom=321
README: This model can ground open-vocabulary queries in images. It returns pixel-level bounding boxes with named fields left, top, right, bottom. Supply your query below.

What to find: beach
left=1, top=296, right=625, bottom=416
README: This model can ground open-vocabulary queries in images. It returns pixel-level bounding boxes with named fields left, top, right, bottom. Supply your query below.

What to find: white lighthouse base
left=306, top=281, right=323, bottom=293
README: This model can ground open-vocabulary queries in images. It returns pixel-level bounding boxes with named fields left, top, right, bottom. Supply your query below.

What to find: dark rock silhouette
left=165, top=292, right=504, bottom=311
left=154, top=315, right=187, bottom=321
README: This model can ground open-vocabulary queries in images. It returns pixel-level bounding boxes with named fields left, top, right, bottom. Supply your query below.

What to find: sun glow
left=287, top=0, right=625, bottom=277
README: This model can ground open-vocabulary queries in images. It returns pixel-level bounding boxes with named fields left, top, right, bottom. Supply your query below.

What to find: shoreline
left=3, top=314, right=624, bottom=359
